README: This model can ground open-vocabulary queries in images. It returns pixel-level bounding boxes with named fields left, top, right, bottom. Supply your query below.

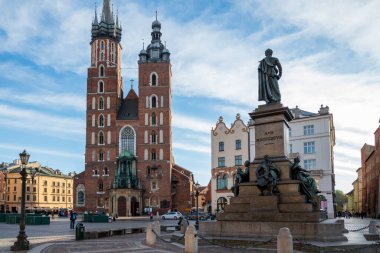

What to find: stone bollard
left=154, top=220, right=161, bottom=236
left=277, top=227, right=293, bottom=253
left=146, top=223, right=156, bottom=246
left=335, top=219, right=348, bottom=233
left=185, top=225, right=198, bottom=253
left=156, top=211, right=160, bottom=220
left=369, top=221, right=379, bottom=234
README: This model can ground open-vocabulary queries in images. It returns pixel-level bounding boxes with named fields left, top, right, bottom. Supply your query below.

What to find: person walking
left=70, top=210, right=77, bottom=229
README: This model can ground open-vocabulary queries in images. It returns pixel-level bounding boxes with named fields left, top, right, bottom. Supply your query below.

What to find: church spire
left=91, top=0, right=122, bottom=43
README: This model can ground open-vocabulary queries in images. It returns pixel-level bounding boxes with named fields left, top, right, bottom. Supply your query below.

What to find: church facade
left=74, top=0, right=194, bottom=216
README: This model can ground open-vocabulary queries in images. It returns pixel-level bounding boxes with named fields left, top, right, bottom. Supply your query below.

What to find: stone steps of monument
left=223, top=203, right=250, bottom=213
left=278, top=203, right=313, bottom=212
left=218, top=211, right=320, bottom=222
left=279, top=194, right=306, bottom=203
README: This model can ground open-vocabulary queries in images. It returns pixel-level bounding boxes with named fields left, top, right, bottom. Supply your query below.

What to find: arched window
left=151, top=149, right=157, bottom=161
left=100, top=52, right=104, bottom=61
left=152, top=130, right=157, bottom=144
left=99, top=66, right=105, bottom=77
left=98, top=114, right=104, bottom=127
left=217, top=197, right=227, bottom=212
left=92, top=97, right=96, bottom=109
left=94, top=169, right=98, bottom=175
left=100, top=41, right=105, bottom=50
left=100, top=41, right=105, bottom=61
left=120, top=126, right=135, bottom=155
left=99, top=97, right=104, bottom=110
left=99, top=131, right=104, bottom=144
left=151, top=96, right=157, bottom=108
left=151, top=73, right=157, bottom=86
left=98, top=180, right=104, bottom=192
left=98, top=81, right=104, bottom=93
left=151, top=112, right=156, bottom=126
left=104, top=168, right=109, bottom=175
left=77, top=191, right=84, bottom=205
left=111, top=43, right=115, bottom=63
left=99, top=150, right=104, bottom=161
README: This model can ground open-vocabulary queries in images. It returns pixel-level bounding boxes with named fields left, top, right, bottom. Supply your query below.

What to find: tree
left=335, top=190, right=347, bottom=211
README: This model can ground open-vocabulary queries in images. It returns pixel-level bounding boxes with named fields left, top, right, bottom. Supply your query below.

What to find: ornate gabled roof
left=117, top=88, right=139, bottom=120
left=91, top=0, right=122, bottom=42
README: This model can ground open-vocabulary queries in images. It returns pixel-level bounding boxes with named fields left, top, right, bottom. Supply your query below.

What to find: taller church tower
left=137, top=17, right=173, bottom=210
left=84, top=0, right=123, bottom=210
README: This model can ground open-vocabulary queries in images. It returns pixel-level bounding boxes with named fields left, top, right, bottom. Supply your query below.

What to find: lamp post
left=1, top=170, right=8, bottom=213
left=11, top=150, right=31, bottom=251
left=194, top=181, right=200, bottom=229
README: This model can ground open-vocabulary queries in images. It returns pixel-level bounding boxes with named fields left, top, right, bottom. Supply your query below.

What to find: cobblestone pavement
left=0, top=217, right=378, bottom=253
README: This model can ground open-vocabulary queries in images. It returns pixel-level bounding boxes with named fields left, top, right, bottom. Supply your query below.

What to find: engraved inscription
left=256, top=131, right=283, bottom=145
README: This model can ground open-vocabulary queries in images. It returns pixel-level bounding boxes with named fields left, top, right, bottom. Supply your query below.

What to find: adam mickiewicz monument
left=200, top=49, right=346, bottom=242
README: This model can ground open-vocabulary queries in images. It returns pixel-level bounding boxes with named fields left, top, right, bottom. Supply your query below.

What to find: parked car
left=161, top=211, right=183, bottom=220
left=187, top=212, right=209, bottom=221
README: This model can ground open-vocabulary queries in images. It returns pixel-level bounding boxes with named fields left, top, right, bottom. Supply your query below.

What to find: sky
left=0, top=0, right=379, bottom=194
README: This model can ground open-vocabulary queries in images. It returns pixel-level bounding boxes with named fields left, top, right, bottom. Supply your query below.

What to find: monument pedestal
left=200, top=103, right=346, bottom=242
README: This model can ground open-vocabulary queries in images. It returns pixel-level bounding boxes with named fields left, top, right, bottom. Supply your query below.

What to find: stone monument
left=200, top=49, right=346, bottom=242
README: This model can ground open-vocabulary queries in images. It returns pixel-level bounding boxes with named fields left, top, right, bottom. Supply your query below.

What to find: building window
left=98, top=81, right=104, bottom=93
left=98, top=114, right=104, bottom=127
left=99, top=66, right=105, bottom=77
left=304, top=125, right=314, bottom=135
left=151, top=73, right=157, bottom=86
left=44, top=188, right=47, bottom=193
left=99, top=131, right=104, bottom=144
left=94, top=169, right=98, bottom=175
left=217, top=197, right=227, bottom=212
left=218, top=157, right=225, bottom=167
left=26, top=195, right=30, bottom=201
left=99, top=97, right=104, bottom=110
left=152, top=150, right=157, bottom=161
left=104, top=167, right=109, bottom=175
left=120, top=126, right=135, bottom=155
left=217, top=175, right=228, bottom=190
left=151, top=112, right=157, bottom=126
left=289, top=144, right=293, bottom=153
left=235, top=155, right=242, bottom=166
left=152, top=131, right=157, bottom=144
left=98, top=180, right=104, bottom=192
left=151, top=96, right=157, bottom=108
left=99, top=151, right=104, bottom=161
left=304, top=141, right=315, bottom=154
left=304, top=159, right=317, bottom=170
left=44, top=196, right=47, bottom=202
left=77, top=191, right=84, bottom=205
left=43, top=180, right=47, bottom=186
left=235, top=140, right=241, bottom=150
left=26, top=186, right=30, bottom=192
left=289, top=128, right=292, bottom=137
left=219, top=142, right=224, bottom=152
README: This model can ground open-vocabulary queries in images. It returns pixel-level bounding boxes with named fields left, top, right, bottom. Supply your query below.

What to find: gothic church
left=74, top=0, right=194, bottom=216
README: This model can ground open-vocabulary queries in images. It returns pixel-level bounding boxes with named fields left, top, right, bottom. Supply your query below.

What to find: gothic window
left=100, top=52, right=104, bottom=61
left=94, top=169, right=98, bottom=175
left=77, top=191, right=84, bottom=205
left=217, top=197, right=227, bottom=211
left=99, top=66, right=105, bottom=77
left=151, top=112, right=157, bottom=126
left=107, top=131, right=111, bottom=144
left=151, top=149, right=157, bottom=161
left=99, top=97, right=104, bottom=110
left=99, top=150, right=104, bottom=161
left=98, top=114, right=104, bottom=127
left=217, top=174, right=227, bottom=190
left=104, top=167, right=109, bottom=175
left=159, top=130, right=163, bottom=143
left=151, top=73, right=157, bottom=86
left=100, top=41, right=105, bottom=61
left=98, top=180, right=104, bottom=192
left=151, top=96, right=157, bottom=108
left=98, top=81, right=104, bottom=92
left=111, top=43, right=115, bottom=63
left=107, top=114, right=111, bottom=126
left=92, top=115, right=95, bottom=127
left=99, top=131, right=104, bottom=144
left=91, top=132, right=95, bottom=144
left=120, top=126, right=135, bottom=155
left=100, top=41, right=105, bottom=50
left=152, top=131, right=157, bottom=144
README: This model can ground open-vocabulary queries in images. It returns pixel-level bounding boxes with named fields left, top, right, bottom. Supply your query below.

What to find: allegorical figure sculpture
left=255, top=155, right=280, bottom=195
left=290, top=157, right=320, bottom=205
left=258, top=49, right=282, bottom=103
left=232, top=160, right=250, bottom=197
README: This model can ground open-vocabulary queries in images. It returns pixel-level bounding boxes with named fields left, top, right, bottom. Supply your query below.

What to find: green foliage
left=335, top=189, right=347, bottom=207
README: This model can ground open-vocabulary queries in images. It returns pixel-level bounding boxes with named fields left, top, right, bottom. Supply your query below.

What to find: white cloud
left=0, top=104, right=85, bottom=137
left=172, top=113, right=213, bottom=134
left=0, top=143, right=82, bottom=159
left=173, top=142, right=210, bottom=154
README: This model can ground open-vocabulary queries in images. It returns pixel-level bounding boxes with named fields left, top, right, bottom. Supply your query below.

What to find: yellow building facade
left=2, top=162, right=73, bottom=213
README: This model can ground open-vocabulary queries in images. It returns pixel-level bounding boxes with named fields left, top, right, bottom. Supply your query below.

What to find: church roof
left=117, top=89, right=139, bottom=120
left=91, top=0, right=122, bottom=42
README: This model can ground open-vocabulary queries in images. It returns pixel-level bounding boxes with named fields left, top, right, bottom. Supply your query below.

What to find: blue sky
left=0, top=0, right=380, bottom=193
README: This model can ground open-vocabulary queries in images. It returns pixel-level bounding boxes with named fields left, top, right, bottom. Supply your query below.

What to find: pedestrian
left=149, top=211, right=153, bottom=221
left=70, top=210, right=77, bottom=229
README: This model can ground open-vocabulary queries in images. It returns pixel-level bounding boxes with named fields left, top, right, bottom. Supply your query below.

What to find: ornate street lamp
left=11, top=150, right=31, bottom=251
left=194, top=181, right=200, bottom=229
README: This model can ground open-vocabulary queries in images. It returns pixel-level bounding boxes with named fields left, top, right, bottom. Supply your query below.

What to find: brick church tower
left=74, top=0, right=194, bottom=215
